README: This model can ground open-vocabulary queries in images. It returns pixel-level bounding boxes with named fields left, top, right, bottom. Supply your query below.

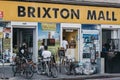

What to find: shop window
left=107, top=39, right=119, bottom=52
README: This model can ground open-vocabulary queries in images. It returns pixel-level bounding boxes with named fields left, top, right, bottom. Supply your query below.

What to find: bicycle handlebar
left=21, top=57, right=29, bottom=63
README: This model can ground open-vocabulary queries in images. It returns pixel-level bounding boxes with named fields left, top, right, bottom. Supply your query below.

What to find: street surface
left=0, top=65, right=120, bottom=80
left=86, top=77, right=120, bottom=80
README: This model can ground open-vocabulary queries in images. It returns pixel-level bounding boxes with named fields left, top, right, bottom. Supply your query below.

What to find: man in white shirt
left=42, top=46, right=51, bottom=61
left=62, top=37, right=68, bottom=51
left=38, top=42, right=44, bottom=57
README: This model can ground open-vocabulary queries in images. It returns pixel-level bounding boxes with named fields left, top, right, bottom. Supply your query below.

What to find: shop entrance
left=13, top=28, right=33, bottom=53
left=61, top=23, right=81, bottom=61
left=102, top=29, right=120, bottom=73
left=12, top=22, right=38, bottom=63
left=62, top=28, right=80, bottom=61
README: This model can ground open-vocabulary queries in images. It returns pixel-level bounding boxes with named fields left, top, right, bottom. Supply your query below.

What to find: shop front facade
left=0, top=1, right=120, bottom=73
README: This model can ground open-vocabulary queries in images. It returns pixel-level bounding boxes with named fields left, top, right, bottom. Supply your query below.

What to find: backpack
left=38, top=49, right=43, bottom=57
left=58, top=49, right=65, bottom=57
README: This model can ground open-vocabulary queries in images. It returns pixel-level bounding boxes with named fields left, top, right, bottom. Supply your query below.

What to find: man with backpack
left=38, top=42, right=44, bottom=57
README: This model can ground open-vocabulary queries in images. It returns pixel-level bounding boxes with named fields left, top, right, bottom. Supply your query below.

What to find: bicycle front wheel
left=24, top=65, right=34, bottom=79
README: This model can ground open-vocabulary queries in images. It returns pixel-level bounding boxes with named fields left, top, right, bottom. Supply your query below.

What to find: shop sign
left=65, top=29, right=73, bottom=32
left=0, top=1, right=120, bottom=24
left=87, top=10, right=117, bottom=21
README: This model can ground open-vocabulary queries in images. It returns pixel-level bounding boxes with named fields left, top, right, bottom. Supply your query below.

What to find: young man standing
left=62, top=37, right=68, bottom=51
left=42, top=46, right=51, bottom=61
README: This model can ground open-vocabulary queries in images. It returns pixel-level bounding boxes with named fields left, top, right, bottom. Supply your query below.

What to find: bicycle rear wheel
left=12, top=64, right=17, bottom=77
left=51, top=65, right=58, bottom=78
left=12, top=64, right=16, bottom=73
left=45, top=64, right=51, bottom=77
left=37, top=62, right=43, bottom=75
left=64, top=61, right=70, bottom=74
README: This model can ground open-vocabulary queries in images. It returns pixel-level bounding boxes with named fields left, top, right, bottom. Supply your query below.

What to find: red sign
left=0, top=11, right=3, bottom=18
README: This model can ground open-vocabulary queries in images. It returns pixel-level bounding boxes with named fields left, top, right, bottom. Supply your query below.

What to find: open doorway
left=13, top=28, right=33, bottom=53
left=61, top=23, right=81, bottom=61
left=102, top=29, right=111, bottom=45
left=12, top=26, right=37, bottom=63
left=62, top=28, right=80, bottom=61
left=11, top=22, right=38, bottom=63
left=102, top=29, right=120, bottom=73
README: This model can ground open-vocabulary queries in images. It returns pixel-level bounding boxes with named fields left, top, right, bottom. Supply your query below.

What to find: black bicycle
left=12, top=56, right=34, bottom=79
left=50, top=55, right=58, bottom=78
left=12, top=56, right=22, bottom=76
left=22, top=58, right=34, bottom=79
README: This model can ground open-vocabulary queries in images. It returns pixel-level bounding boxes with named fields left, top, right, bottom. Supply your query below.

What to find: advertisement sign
left=0, top=11, right=3, bottom=18
left=42, top=23, right=56, bottom=31
left=0, top=27, right=3, bottom=38
left=82, top=29, right=100, bottom=58
left=3, top=28, right=11, bottom=39
left=3, top=28, right=11, bottom=50
left=3, top=38, right=10, bottom=50
left=38, top=23, right=60, bottom=55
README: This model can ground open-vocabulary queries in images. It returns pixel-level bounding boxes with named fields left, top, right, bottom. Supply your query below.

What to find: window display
left=82, top=24, right=100, bottom=59
left=38, top=23, right=60, bottom=55
left=107, top=39, right=119, bottom=52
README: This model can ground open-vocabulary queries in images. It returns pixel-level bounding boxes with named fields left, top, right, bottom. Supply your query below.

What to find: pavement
left=0, top=64, right=120, bottom=80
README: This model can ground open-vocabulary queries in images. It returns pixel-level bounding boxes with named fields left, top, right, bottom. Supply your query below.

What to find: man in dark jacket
left=18, top=43, right=29, bottom=59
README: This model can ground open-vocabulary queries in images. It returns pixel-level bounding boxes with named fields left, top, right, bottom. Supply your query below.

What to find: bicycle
left=37, top=57, right=44, bottom=75
left=58, top=48, right=65, bottom=73
left=12, top=56, right=23, bottom=76
left=37, top=55, right=58, bottom=78
left=22, top=58, right=34, bottom=79
left=50, top=55, right=58, bottom=78
left=12, top=56, right=34, bottom=79
left=42, top=57, right=51, bottom=77
left=64, top=57, right=76, bottom=75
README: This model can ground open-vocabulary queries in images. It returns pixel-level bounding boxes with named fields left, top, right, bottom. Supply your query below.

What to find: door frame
left=11, top=21, right=38, bottom=62
left=60, top=23, right=81, bottom=61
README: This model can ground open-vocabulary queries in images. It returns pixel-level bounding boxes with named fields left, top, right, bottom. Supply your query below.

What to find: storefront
left=0, top=1, right=120, bottom=73
left=101, top=25, right=120, bottom=73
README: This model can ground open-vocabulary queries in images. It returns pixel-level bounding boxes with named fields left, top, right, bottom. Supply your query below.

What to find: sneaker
left=20, top=71, right=24, bottom=75
left=42, top=71, right=45, bottom=74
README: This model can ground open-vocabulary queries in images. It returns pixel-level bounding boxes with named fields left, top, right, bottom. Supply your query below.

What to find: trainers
left=20, top=71, right=24, bottom=75
left=42, top=71, right=45, bottom=74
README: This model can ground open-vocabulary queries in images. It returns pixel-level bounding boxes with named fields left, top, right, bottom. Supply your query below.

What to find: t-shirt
left=38, top=45, right=44, bottom=57
left=39, top=45, right=44, bottom=50
left=62, top=40, right=68, bottom=50
left=42, top=50, right=51, bottom=61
